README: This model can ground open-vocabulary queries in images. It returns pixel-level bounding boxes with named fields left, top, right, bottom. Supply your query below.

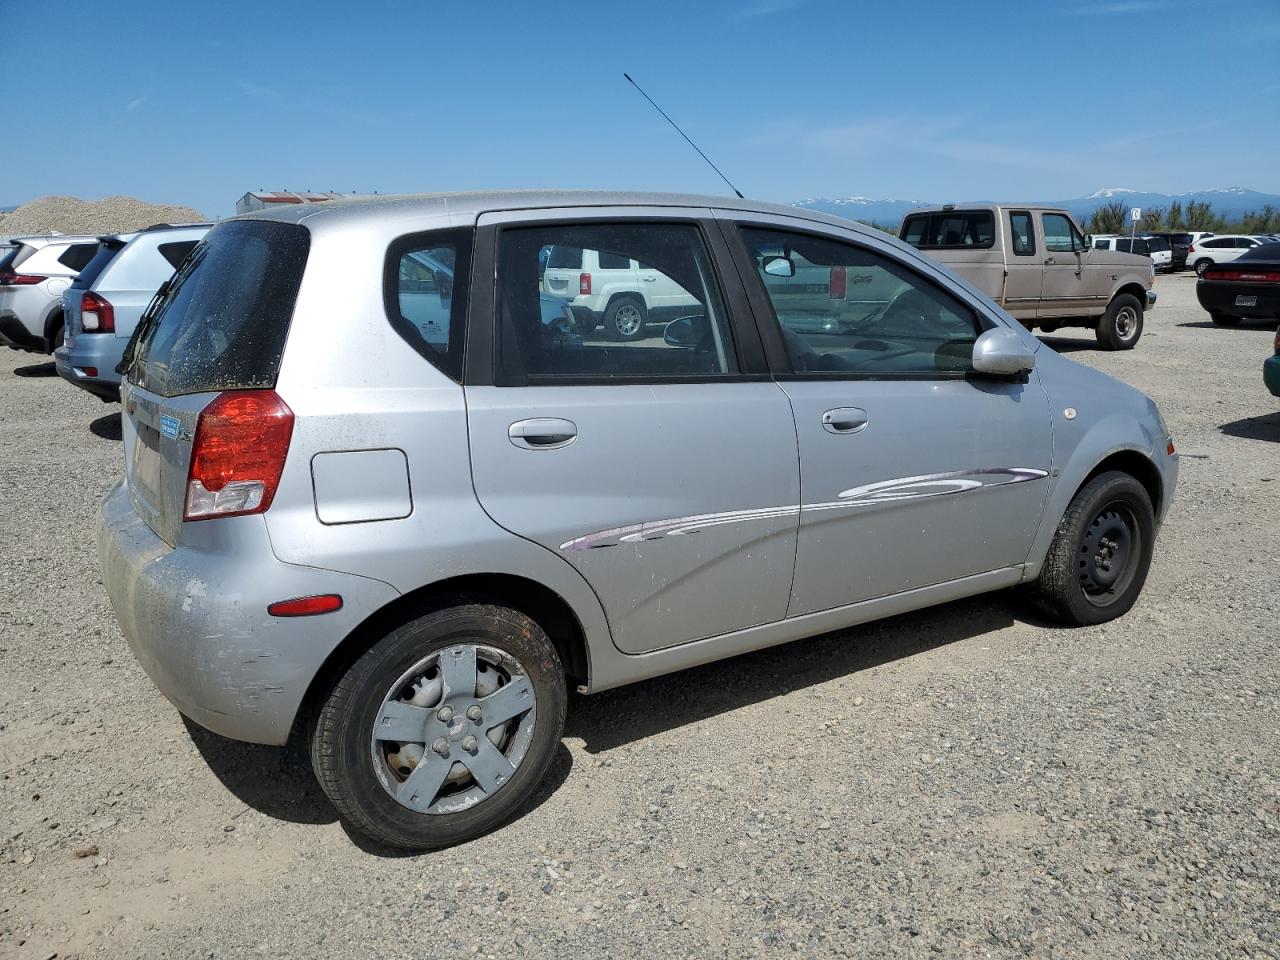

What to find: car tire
left=1193, top=259, right=1212, bottom=277
left=49, top=319, right=64, bottom=354
left=1029, top=470, right=1156, bottom=627
left=310, top=603, right=567, bottom=851
left=1210, top=312, right=1241, bottom=326
left=604, top=296, right=647, bottom=341
left=1095, top=293, right=1143, bottom=350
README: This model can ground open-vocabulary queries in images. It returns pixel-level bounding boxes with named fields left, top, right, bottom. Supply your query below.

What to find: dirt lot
left=1, top=273, right=1277, bottom=959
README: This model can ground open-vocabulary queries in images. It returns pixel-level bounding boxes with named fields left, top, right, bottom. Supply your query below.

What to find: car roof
left=903, top=203, right=1070, bottom=215
left=228, top=189, right=867, bottom=234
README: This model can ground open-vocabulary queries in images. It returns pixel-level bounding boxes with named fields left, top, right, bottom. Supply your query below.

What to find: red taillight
left=1186, top=244, right=1195, bottom=253
left=80, top=291, right=116, bottom=332
left=579, top=272, right=592, bottom=296
left=0, top=268, right=45, bottom=286
left=1210, top=270, right=1280, bottom=283
left=829, top=266, right=847, bottom=299
left=184, top=390, right=294, bottom=521
left=267, top=594, right=343, bottom=617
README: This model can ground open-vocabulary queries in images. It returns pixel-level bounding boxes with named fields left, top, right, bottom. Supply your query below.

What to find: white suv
left=1187, top=235, right=1271, bottom=276
left=0, top=235, right=103, bottom=352
left=1091, top=235, right=1173, bottom=272
left=542, top=244, right=700, bottom=340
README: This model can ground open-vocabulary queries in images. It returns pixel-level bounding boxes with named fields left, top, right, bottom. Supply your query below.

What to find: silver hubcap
left=1114, top=307, right=1136, bottom=339
left=370, top=644, right=536, bottom=815
left=614, top=304, right=643, bottom=336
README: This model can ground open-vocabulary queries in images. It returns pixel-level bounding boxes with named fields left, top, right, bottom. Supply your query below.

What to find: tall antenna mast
left=623, top=73, right=745, bottom=199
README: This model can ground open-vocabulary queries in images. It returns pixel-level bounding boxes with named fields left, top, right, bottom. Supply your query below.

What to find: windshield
left=127, top=220, right=310, bottom=398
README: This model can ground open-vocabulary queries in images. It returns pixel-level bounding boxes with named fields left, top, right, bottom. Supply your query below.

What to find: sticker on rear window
left=159, top=415, right=180, bottom=439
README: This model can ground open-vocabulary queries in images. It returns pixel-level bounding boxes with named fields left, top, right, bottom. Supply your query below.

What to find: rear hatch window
left=127, top=220, right=310, bottom=398
left=71, top=239, right=127, bottom=290
left=899, top=211, right=995, bottom=249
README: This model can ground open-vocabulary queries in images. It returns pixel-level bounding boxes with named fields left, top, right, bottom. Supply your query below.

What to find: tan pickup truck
left=899, top=204, right=1156, bottom=350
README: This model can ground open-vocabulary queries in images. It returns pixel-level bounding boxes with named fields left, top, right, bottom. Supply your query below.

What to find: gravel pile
left=0, top=195, right=207, bottom=237
left=0, top=275, right=1277, bottom=959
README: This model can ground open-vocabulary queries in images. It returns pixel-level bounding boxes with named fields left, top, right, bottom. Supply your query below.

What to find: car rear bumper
left=97, top=481, right=400, bottom=744
left=1196, top=281, right=1280, bottom=320
left=1265, top=355, right=1280, bottom=398
left=54, top=336, right=124, bottom=400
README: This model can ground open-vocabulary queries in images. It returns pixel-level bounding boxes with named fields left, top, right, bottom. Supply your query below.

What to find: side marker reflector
left=268, top=594, right=343, bottom=617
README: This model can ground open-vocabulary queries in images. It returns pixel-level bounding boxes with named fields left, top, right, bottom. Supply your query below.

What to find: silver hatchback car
left=99, top=191, right=1178, bottom=849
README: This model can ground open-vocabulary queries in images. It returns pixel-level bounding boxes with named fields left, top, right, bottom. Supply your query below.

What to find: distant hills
left=794, top=187, right=1280, bottom=225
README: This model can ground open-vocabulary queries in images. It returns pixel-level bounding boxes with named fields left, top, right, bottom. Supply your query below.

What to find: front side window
left=498, top=222, right=736, bottom=382
left=386, top=228, right=472, bottom=381
left=739, top=227, right=981, bottom=376
left=1009, top=212, right=1036, bottom=256
left=1042, top=214, right=1083, bottom=253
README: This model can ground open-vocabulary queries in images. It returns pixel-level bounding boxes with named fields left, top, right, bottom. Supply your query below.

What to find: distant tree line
left=1086, top=200, right=1280, bottom=235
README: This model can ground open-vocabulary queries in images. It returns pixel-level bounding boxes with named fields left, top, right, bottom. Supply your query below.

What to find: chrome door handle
left=509, top=418, right=577, bottom=450
left=641, top=276, right=657, bottom=281
left=821, top=407, right=868, bottom=434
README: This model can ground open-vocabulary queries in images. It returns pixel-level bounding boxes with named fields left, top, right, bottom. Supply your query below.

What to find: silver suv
left=99, top=191, right=1178, bottom=850
left=0, top=235, right=102, bottom=352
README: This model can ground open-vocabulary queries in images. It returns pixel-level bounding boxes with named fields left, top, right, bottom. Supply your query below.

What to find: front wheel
left=1029, top=471, right=1156, bottom=626
left=310, top=604, right=567, bottom=850
left=1095, top=293, right=1143, bottom=350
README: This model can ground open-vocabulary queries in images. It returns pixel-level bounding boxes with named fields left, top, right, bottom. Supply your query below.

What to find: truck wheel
left=1029, top=470, right=1156, bottom=626
left=1193, top=259, right=1212, bottom=276
left=1210, top=313, right=1241, bottom=327
left=1095, top=294, right=1143, bottom=350
left=604, top=296, right=647, bottom=341
left=310, top=603, right=567, bottom=850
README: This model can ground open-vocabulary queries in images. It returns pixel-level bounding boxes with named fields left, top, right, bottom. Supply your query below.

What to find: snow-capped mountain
left=793, top=188, right=1280, bottom=225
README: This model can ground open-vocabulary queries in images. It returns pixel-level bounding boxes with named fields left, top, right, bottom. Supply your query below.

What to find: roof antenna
left=624, top=73, right=744, bottom=199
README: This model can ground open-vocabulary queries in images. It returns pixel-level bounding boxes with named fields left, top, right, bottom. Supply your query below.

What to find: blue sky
left=6, top=0, right=1279, bottom=217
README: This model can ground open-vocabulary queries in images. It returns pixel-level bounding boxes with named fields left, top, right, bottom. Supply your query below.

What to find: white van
left=1092, top=235, right=1173, bottom=272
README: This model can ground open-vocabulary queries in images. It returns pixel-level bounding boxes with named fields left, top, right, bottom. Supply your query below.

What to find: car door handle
left=509, top=418, right=577, bottom=450
left=641, top=276, right=657, bottom=282
left=821, top=407, right=868, bottom=434
left=1044, top=257, right=1056, bottom=265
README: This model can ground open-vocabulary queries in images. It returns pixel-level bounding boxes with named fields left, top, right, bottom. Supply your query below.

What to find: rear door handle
left=509, top=418, right=577, bottom=450
left=822, top=407, right=868, bottom=434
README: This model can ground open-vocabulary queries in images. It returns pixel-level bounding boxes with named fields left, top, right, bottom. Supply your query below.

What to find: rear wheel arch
left=43, top=307, right=65, bottom=349
left=296, top=573, right=590, bottom=729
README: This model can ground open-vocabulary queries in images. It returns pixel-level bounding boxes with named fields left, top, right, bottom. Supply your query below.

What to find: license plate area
left=1235, top=295, right=1258, bottom=307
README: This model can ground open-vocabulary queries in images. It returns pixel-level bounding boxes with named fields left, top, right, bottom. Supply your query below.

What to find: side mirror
left=664, top=314, right=708, bottom=349
left=972, top=327, right=1036, bottom=376
left=1083, top=234, right=1093, bottom=250
left=762, top=256, right=796, bottom=278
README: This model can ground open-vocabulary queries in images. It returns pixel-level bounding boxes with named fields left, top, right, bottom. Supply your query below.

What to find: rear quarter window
left=158, top=240, right=200, bottom=270
left=57, top=243, right=100, bottom=272
left=128, top=220, right=310, bottom=398
left=71, top=242, right=124, bottom=290
left=384, top=228, right=473, bottom=382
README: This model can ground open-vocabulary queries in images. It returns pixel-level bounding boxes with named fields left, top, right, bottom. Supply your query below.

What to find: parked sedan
left=99, top=191, right=1177, bottom=851
left=1197, top=243, right=1280, bottom=325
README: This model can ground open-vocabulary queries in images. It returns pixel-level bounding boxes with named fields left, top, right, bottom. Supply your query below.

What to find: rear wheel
left=1193, top=259, right=1212, bottom=277
left=1210, top=312, right=1241, bottom=326
left=604, top=296, right=647, bottom=341
left=310, top=603, right=567, bottom=850
left=1095, top=293, right=1143, bottom=350
left=49, top=317, right=64, bottom=353
left=1029, top=471, right=1156, bottom=626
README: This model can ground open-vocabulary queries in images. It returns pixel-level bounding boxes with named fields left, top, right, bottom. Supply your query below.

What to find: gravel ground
left=1, top=273, right=1278, bottom=959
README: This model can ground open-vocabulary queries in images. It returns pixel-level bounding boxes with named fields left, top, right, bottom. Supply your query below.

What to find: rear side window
left=899, top=211, right=995, bottom=249
left=158, top=240, right=199, bottom=270
left=385, top=228, right=473, bottom=382
left=57, top=243, right=100, bottom=272
left=128, top=220, right=310, bottom=398
left=545, top=245, right=582, bottom=269
left=1009, top=212, right=1035, bottom=256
